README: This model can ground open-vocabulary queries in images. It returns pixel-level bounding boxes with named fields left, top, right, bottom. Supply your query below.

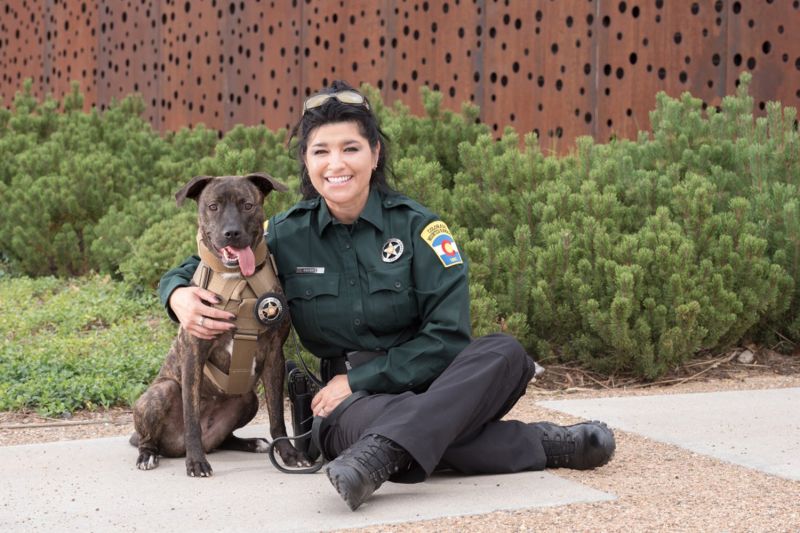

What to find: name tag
left=296, top=266, right=325, bottom=274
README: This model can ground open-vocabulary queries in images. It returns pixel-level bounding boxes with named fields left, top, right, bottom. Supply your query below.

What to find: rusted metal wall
left=2, top=1, right=799, bottom=151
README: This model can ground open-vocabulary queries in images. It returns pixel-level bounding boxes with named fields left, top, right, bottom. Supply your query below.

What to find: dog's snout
left=223, top=227, right=242, bottom=241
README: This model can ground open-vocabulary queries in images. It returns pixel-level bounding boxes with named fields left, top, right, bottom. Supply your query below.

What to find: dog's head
left=176, top=173, right=288, bottom=276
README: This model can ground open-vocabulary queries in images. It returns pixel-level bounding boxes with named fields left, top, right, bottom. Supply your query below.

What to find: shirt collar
left=316, top=188, right=385, bottom=236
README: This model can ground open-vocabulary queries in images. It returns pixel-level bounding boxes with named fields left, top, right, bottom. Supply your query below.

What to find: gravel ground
left=2, top=360, right=799, bottom=532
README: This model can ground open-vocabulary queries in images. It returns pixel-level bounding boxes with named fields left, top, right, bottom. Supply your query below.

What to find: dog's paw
left=186, top=456, right=213, bottom=477
left=292, top=456, right=314, bottom=468
left=275, top=441, right=314, bottom=468
left=136, top=450, right=159, bottom=470
left=254, top=438, right=270, bottom=453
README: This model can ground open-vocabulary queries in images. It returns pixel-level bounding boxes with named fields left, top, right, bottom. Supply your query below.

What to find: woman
left=160, top=81, right=615, bottom=511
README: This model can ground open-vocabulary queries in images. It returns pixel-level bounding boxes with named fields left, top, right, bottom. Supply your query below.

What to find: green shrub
left=385, top=74, right=797, bottom=376
left=429, top=74, right=796, bottom=376
left=0, top=81, right=181, bottom=277
left=117, top=208, right=197, bottom=289
left=1, top=73, right=798, bottom=385
left=373, top=84, right=489, bottom=186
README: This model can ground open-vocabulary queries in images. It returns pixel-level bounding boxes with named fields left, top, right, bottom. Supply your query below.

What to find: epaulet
left=272, top=197, right=320, bottom=225
left=382, top=193, right=429, bottom=215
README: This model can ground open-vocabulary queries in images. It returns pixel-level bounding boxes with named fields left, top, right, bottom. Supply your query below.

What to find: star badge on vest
left=382, top=238, right=404, bottom=263
left=421, top=221, right=463, bottom=267
left=254, top=293, right=287, bottom=325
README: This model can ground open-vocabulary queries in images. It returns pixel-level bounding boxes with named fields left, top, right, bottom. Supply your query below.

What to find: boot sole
left=326, top=465, right=366, bottom=511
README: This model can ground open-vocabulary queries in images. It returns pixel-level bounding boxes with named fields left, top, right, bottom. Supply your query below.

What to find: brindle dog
left=131, top=173, right=309, bottom=476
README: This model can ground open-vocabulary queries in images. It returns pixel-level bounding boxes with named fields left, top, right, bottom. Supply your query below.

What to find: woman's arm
left=158, top=255, right=200, bottom=319
left=158, top=255, right=235, bottom=339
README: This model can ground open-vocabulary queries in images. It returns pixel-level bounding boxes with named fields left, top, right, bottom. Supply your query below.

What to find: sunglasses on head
left=302, top=90, right=370, bottom=114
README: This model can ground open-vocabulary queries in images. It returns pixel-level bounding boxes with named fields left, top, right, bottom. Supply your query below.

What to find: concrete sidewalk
left=1, top=387, right=797, bottom=532
left=0, top=424, right=612, bottom=532
left=540, top=387, right=800, bottom=482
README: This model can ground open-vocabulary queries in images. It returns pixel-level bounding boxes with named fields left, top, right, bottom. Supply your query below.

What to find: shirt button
left=349, top=279, right=356, bottom=286
left=344, top=243, right=352, bottom=249
left=354, top=318, right=362, bottom=326
left=394, top=281, right=402, bottom=288
left=305, top=289, right=312, bottom=296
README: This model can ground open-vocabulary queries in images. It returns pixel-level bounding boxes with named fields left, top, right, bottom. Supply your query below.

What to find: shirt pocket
left=284, top=273, right=340, bottom=342
left=366, top=264, right=417, bottom=333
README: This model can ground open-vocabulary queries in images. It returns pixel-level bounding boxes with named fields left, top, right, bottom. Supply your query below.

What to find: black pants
left=319, top=333, right=546, bottom=483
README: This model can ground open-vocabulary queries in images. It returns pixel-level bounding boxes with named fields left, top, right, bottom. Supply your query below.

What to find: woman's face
left=304, top=121, right=380, bottom=224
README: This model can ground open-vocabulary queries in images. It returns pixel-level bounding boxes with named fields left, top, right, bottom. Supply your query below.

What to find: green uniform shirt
left=158, top=188, right=472, bottom=394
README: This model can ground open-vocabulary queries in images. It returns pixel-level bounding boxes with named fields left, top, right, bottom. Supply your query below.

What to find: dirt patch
left=532, top=345, right=800, bottom=392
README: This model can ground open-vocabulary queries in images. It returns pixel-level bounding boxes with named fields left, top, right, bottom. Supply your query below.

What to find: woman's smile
left=325, top=175, right=353, bottom=184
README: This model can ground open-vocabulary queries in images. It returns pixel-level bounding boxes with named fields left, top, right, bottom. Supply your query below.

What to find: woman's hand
left=311, top=374, right=352, bottom=417
left=169, top=286, right=235, bottom=340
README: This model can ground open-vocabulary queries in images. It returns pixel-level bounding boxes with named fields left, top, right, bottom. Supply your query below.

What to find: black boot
left=536, top=421, right=616, bottom=470
left=325, top=434, right=412, bottom=511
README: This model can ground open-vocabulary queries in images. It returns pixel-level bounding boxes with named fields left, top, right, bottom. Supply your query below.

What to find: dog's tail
left=129, top=432, right=140, bottom=447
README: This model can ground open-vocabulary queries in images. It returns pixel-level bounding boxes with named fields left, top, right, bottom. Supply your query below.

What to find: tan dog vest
left=191, top=232, right=284, bottom=395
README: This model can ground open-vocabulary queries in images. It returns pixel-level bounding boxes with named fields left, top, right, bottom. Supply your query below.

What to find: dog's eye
left=208, top=203, right=218, bottom=211
left=243, top=202, right=254, bottom=211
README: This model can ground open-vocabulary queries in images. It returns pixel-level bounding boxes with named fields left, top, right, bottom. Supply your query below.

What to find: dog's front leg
left=263, top=343, right=311, bottom=467
left=183, top=337, right=213, bottom=477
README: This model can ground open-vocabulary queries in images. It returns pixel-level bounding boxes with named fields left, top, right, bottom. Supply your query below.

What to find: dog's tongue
left=225, top=246, right=256, bottom=276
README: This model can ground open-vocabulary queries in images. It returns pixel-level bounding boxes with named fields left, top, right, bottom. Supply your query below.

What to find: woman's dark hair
left=289, top=80, right=393, bottom=199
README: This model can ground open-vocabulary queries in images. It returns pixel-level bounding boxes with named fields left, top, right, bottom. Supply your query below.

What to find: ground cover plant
left=0, top=73, right=797, bottom=414
left=0, top=275, right=172, bottom=416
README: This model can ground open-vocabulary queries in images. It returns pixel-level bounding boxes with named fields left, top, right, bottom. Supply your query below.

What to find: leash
left=265, top=330, right=373, bottom=473
left=268, top=389, right=367, bottom=473
left=266, top=328, right=325, bottom=474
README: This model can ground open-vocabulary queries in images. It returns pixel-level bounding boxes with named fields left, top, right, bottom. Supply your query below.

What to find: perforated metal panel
left=2, top=1, right=799, bottom=151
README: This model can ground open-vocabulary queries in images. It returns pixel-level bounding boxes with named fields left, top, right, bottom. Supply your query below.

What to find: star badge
left=382, top=238, right=404, bottom=263
left=255, top=294, right=285, bottom=324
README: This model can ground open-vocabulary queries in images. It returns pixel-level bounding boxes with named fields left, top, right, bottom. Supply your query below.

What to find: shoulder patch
left=421, top=221, right=463, bottom=268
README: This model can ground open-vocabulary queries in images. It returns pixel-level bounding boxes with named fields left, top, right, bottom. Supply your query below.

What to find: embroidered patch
left=382, top=238, right=404, bottom=263
left=421, top=221, right=463, bottom=268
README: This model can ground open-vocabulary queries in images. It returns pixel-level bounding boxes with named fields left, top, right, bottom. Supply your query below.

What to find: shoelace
left=542, top=432, right=577, bottom=466
left=353, top=441, right=405, bottom=483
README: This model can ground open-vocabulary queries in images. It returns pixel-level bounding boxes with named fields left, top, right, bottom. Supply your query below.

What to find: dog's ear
left=245, top=172, right=289, bottom=196
left=175, top=175, right=214, bottom=206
